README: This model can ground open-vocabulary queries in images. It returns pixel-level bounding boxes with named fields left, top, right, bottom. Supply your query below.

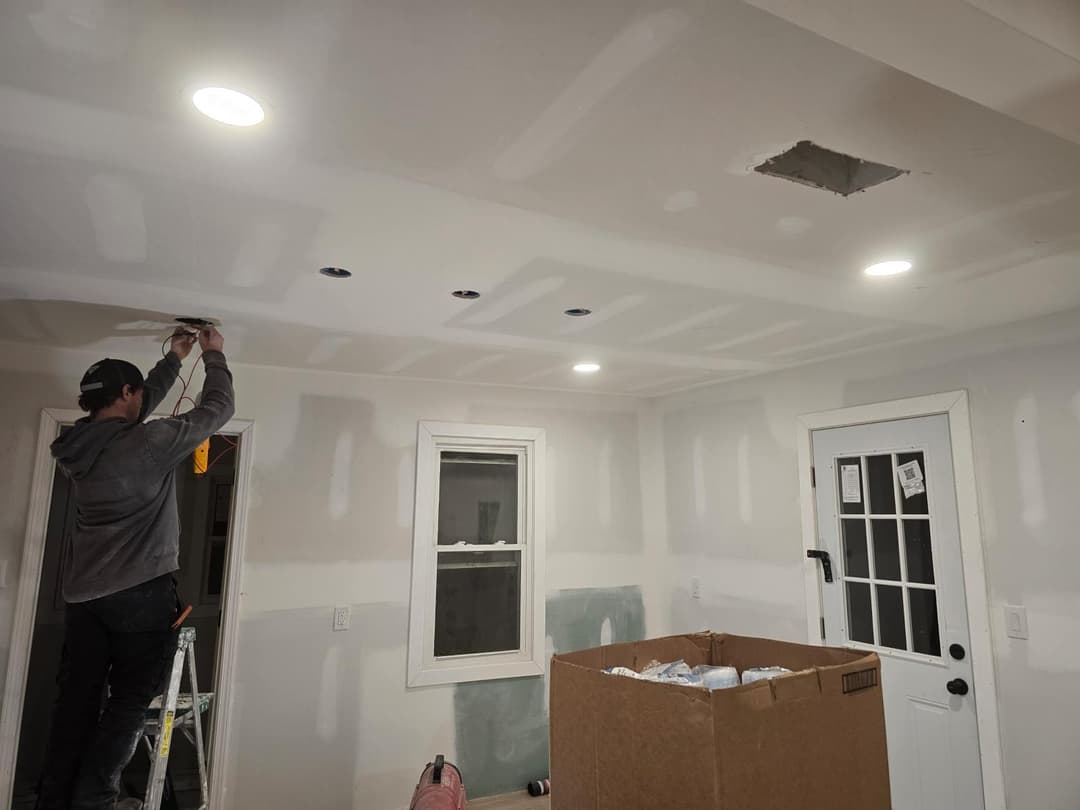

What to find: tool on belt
left=410, top=755, right=466, bottom=810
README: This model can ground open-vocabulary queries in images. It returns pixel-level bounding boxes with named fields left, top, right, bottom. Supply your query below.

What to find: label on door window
left=841, top=464, right=862, bottom=503
left=897, top=460, right=926, bottom=499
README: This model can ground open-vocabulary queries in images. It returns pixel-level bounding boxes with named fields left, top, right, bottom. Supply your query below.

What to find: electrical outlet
left=332, top=605, right=351, bottom=632
left=691, top=577, right=701, bottom=600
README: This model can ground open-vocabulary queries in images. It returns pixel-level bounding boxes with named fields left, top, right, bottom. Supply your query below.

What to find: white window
left=407, top=421, right=546, bottom=687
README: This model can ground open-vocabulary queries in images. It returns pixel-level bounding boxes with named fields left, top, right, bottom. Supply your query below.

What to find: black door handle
left=806, top=550, right=834, bottom=583
left=947, top=678, right=969, bottom=696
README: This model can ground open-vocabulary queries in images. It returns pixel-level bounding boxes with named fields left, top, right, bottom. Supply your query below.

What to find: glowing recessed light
left=574, top=362, right=601, bottom=374
left=192, top=87, right=265, bottom=127
left=864, top=260, right=912, bottom=277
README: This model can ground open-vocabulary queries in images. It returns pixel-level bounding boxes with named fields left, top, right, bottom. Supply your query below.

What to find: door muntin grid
left=836, top=452, right=942, bottom=658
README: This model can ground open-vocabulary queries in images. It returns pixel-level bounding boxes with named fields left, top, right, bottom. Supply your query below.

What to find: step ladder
left=141, top=627, right=210, bottom=810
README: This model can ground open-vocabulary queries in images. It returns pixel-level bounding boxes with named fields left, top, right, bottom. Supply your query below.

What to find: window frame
left=407, top=421, right=546, bottom=687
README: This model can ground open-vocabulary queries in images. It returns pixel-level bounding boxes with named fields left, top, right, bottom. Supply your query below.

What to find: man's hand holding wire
left=169, top=330, right=198, bottom=361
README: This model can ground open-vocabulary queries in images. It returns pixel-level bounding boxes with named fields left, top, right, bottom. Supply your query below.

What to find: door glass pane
left=842, top=519, right=870, bottom=578
left=877, top=585, right=907, bottom=650
left=897, top=451, right=929, bottom=515
left=846, top=582, right=874, bottom=644
left=434, top=550, right=521, bottom=656
left=909, top=588, right=942, bottom=656
left=871, top=520, right=902, bottom=581
left=837, top=457, right=864, bottom=515
left=903, top=520, right=935, bottom=584
left=867, top=455, right=896, bottom=514
left=438, top=452, right=519, bottom=545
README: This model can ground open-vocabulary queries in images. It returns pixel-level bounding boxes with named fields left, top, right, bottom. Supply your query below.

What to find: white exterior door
left=812, top=415, right=984, bottom=810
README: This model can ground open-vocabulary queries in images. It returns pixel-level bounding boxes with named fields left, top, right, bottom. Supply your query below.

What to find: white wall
left=0, top=340, right=668, bottom=809
left=656, top=306, right=1080, bottom=810
left=4, top=305, right=1078, bottom=809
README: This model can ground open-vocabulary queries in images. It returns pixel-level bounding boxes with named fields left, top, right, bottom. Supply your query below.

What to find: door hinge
left=810, top=466, right=816, bottom=488
left=820, top=616, right=826, bottom=641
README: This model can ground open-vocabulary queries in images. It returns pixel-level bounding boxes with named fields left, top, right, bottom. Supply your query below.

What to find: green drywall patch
left=453, top=586, right=645, bottom=797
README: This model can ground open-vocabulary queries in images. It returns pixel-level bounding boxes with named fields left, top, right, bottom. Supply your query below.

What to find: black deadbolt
left=949, top=643, right=966, bottom=661
left=947, top=678, right=970, bottom=696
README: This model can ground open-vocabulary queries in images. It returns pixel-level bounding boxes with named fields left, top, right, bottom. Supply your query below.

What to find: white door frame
left=0, top=408, right=255, bottom=809
left=796, top=390, right=1006, bottom=810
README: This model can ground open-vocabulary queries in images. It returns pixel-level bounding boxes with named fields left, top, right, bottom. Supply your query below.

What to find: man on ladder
left=38, top=326, right=234, bottom=810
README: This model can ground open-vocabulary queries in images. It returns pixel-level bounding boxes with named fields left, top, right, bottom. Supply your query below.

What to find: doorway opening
left=6, top=416, right=250, bottom=810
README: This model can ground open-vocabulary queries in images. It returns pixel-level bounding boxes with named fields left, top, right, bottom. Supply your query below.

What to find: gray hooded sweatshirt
left=50, top=350, right=235, bottom=603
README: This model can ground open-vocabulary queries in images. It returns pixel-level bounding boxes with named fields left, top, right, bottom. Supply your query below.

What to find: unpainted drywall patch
left=328, top=431, right=353, bottom=520
left=453, top=586, right=645, bottom=798
left=1014, top=396, right=1047, bottom=528
left=692, top=435, right=706, bottom=518
left=737, top=434, right=752, bottom=525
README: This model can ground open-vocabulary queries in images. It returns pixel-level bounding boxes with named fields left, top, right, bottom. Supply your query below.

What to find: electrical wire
left=203, top=441, right=238, bottom=474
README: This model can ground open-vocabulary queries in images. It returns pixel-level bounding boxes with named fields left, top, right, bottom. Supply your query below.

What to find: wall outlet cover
left=333, top=605, right=351, bottom=632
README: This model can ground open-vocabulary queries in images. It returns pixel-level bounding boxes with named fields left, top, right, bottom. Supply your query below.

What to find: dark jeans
left=37, top=574, right=179, bottom=810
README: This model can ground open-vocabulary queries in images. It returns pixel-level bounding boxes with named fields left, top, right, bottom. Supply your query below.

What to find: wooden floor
left=470, top=791, right=550, bottom=809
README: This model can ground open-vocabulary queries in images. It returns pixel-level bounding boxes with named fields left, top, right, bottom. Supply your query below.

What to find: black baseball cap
left=79, top=358, right=144, bottom=395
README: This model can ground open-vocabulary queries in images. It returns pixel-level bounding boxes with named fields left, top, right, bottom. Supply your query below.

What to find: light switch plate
left=1004, top=604, right=1028, bottom=640
left=691, top=577, right=701, bottom=600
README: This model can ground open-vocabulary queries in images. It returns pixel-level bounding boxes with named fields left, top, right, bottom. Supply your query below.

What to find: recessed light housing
left=564, top=308, right=592, bottom=317
left=192, top=87, right=265, bottom=127
left=864, top=260, right=912, bottom=277
left=574, top=362, right=601, bottom=374
left=319, top=267, right=352, bottom=279
left=452, top=290, right=481, bottom=299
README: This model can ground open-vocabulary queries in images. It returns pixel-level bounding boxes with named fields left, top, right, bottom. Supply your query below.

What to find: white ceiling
left=1, top=0, right=1079, bottom=395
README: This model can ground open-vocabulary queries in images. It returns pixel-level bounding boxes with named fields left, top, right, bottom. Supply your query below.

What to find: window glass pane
left=871, top=520, right=902, bottom=581
left=909, top=589, right=941, bottom=656
left=877, top=585, right=907, bottom=650
left=842, top=519, right=869, bottom=578
left=435, top=550, right=521, bottom=656
left=897, top=452, right=929, bottom=515
left=846, top=582, right=874, bottom=644
left=867, top=455, right=896, bottom=514
left=438, top=452, right=518, bottom=545
left=837, top=457, right=865, bottom=515
left=904, top=520, right=935, bottom=584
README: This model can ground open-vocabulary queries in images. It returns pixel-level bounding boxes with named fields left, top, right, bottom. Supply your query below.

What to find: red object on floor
left=410, top=755, right=467, bottom=810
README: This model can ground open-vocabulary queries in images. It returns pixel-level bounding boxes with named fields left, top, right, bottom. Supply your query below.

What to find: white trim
left=796, top=391, right=1006, bottom=810
left=0, top=410, right=254, bottom=810
left=407, top=421, right=546, bottom=688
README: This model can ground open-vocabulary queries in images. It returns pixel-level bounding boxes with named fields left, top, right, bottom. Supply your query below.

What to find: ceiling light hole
left=864, top=260, right=913, bottom=277
left=574, top=362, right=601, bottom=374
left=452, top=290, right=481, bottom=299
left=755, top=141, right=906, bottom=196
left=175, top=316, right=217, bottom=328
left=564, top=308, right=592, bottom=317
left=319, top=267, right=352, bottom=279
left=192, top=87, right=265, bottom=127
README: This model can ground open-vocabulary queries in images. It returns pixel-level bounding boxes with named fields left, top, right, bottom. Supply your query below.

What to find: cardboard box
left=550, top=632, right=890, bottom=810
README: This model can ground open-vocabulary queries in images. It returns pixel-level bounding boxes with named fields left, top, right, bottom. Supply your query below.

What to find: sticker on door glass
left=896, top=460, right=926, bottom=499
left=841, top=464, right=862, bottom=503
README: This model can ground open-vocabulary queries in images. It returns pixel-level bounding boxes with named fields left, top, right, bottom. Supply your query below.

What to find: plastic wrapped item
left=607, top=660, right=743, bottom=689
left=741, top=666, right=792, bottom=685
left=692, top=665, right=740, bottom=690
